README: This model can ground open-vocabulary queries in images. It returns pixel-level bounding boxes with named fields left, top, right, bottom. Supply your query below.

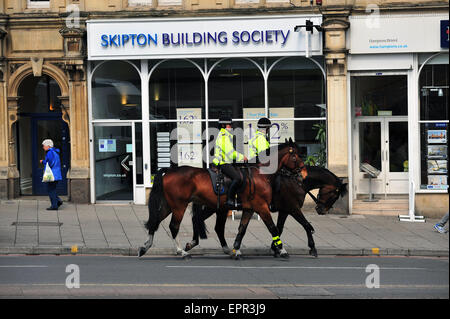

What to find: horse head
left=277, top=138, right=304, bottom=172
left=315, top=180, right=348, bottom=215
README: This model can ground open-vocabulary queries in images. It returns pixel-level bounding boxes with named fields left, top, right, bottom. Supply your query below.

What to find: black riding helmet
left=218, top=114, right=232, bottom=128
left=257, top=117, right=271, bottom=129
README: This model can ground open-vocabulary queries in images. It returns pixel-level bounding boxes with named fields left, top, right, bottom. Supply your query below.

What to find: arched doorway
left=17, top=74, right=70, bottom=196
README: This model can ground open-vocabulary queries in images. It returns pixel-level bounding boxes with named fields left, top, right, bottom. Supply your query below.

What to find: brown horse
left=138, top=140, right=303, bottom=259
left=186, top=165, right=348, bottom=258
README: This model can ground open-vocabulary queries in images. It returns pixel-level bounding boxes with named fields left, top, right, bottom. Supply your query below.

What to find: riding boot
left=226, top=180, right=239, bottom=208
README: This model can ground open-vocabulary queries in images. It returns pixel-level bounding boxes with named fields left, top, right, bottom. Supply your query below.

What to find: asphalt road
left=0, top=254, right=448, bottom=299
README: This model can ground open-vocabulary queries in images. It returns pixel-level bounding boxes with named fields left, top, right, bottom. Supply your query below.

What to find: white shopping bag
left=42, top=163, right=55, bottom=183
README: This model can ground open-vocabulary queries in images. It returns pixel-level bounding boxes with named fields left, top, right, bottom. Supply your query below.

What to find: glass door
left=385, top=119, right=409, bottom=193
left=355, top=119, right=385, bottom=195
left=354, top=118, right=409, bottom=196
left=93, top=124, right=133, bottom=201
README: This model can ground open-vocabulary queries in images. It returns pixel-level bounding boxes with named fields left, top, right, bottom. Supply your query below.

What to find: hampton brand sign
left=87, top=15, right=322, bottom=60
left=349, top=14, right=449, bottom=54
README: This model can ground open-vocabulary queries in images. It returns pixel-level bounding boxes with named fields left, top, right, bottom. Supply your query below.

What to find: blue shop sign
left=441, top=20, right=449, bottom=49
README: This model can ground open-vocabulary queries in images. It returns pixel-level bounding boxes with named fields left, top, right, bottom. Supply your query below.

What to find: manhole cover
left=12, top=222, right=63, bottom=227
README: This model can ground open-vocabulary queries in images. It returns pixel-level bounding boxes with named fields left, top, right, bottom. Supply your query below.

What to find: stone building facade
left=0, top=0, right=448, bottom=218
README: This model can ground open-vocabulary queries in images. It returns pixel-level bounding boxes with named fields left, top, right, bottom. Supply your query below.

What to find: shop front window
left=352, top=75, right=408, bottom=117
left=419, top=63, right=449, bottom=190
left=149, top=60, right=204, bottom=120
left=149, top=60, right=205, bottom=177
left=92, top=61, right=142, bottom=120
left=208, top=59, right=264, bottom=120
left=268, top=57, right=326, bottom=166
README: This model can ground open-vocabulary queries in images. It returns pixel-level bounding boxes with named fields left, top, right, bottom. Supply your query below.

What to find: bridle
left=277, top=165, right=341, bottom=211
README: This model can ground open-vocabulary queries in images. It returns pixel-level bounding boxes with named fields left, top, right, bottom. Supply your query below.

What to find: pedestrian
left=40, top=139, right=63, bottom=211
left=433, top=212, right=448, bottom=234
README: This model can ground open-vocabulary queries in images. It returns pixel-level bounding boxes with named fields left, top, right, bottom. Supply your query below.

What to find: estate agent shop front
left=347, top=13, right=449, bottom=217
left=87, top=15, right=326, bottom=205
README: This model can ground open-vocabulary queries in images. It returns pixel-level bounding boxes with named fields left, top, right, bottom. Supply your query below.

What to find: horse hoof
left=222, top=246, right=231, bottom=255
left=280, top=252, right=289, bottom=259
left=182, top=253, right=192, bottom=260
left=138, top=247, right=146, bottom=258
left=231, top=249, right=242, bottom=260
left=185, top=243, right=192, bottom=252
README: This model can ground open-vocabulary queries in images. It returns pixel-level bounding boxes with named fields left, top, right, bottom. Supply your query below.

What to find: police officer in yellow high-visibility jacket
left=213, top=115, right=247, bottom=208
left=248, top=117, right=271, bottom=162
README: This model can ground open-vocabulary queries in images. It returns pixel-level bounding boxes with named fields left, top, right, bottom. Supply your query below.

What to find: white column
left=141, top=60, right=151, bottom=188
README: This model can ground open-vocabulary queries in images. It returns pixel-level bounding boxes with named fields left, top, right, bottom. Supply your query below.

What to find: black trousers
left=220, top=164, right=242, bottom=183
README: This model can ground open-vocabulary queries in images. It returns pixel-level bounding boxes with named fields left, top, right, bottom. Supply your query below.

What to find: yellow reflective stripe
left=272, top=236, right=282, bottom=246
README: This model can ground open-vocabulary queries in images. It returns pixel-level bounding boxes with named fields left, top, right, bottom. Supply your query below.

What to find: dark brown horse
left=138, top=140, right=303, bottom=259
left=186, top=165, right=348, bottom=258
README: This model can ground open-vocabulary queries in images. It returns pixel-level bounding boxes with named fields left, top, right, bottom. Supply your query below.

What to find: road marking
left=0, top=283, right=447, bottom=289
left=165, top=265, right=427, bottom=270
left=0, top=265, right=48, bottom=268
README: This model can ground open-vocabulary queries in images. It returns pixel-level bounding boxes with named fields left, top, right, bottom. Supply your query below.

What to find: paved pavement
left=0, top=199, right=448, bottom=257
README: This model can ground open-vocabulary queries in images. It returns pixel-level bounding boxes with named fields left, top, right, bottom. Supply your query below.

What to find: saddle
left=208, top=165, right=250, bottom=196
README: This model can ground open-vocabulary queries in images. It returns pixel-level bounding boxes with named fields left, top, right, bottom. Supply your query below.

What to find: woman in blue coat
left=40, top=139, right=63, bottom=211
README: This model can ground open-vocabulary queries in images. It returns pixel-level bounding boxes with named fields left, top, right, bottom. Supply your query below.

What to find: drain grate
left=12, top=222, right=63, bottom=227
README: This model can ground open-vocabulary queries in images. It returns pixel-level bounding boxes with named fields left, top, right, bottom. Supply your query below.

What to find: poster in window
left=427, top=160, right=448, bottom=174
left=269, top=108, right=295, bottom=144
left=427, top=145, right=448, bottom=159
left=177, top=144, right=203, bottom=168
left=427, top=130, right=447, bottom=144
left=427, top=175, right=448, bottom=190
left=243, top=108, right=294, bottom=145
left=98, top=139, right=116, bottom=152
left=177, top=108, right=202, bottom=144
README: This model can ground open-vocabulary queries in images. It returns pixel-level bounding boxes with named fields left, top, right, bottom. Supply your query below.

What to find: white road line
left=166, top=265, right=427, bottom=270
left=0, top=265, right=48, bottom=268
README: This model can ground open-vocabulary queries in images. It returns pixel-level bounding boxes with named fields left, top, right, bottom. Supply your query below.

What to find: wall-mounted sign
left=441, top=20, right=449, bottom=48
left=87, top=15, right=322, bottom=60
left=349, top=14, right=449, bottom=54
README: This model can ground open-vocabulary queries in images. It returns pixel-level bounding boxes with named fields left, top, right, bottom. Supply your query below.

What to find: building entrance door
left=354, top=117, right=409, bottom=195
left=93, top=124, right=134, bottom=201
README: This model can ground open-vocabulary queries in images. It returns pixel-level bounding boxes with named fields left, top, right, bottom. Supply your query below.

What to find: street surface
left=0, top=255, right=448, bottom=299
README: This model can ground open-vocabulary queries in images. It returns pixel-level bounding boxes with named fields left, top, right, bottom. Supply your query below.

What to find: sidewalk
left=0, top=199, right=448, bottom=257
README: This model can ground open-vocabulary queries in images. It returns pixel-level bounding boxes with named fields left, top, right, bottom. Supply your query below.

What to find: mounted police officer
left=248, top=117, right=271, bottom=162
left=212, top=115, right=247, bottom=208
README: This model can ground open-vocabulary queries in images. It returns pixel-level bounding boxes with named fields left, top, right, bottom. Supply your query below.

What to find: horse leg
left=257, top=206, right=289, bottom=259
left=169, top=207, right=191, bottom=259
left=138, top=203, right=171, bottom=258
left=231, top=209, right=254, bottom=259
left=215, top=209, right=231, bottom=255
left=185, top=204, right=215, bottom=252
left=271, top=212, right=289, bottom=256
left=291, top=210, right=318, bottom=257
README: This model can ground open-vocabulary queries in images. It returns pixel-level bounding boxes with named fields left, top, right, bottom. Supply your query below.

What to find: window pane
left=208, top=59, right=264, bottom=120
left=359, top=122, right=382, bottom=171
left=420, top=122, right=448, bottom=190
left=419, top=64, right=449, bottom=121
left=150, top=122, right=206, bottom=179
left=149, top=60, right=204, bottom=120
left=269, top=57, right=325, bottom=118
left=352, top=75, right=408, bottom=117
left=92, top=61, right=141, bottom=120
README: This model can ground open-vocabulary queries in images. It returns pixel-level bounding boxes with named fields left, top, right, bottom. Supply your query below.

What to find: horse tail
left=191, top=203, right=208, bottom=240
left=146, top=168, right=169, bottom=233
left=338, top=181, right=348, bottom=198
